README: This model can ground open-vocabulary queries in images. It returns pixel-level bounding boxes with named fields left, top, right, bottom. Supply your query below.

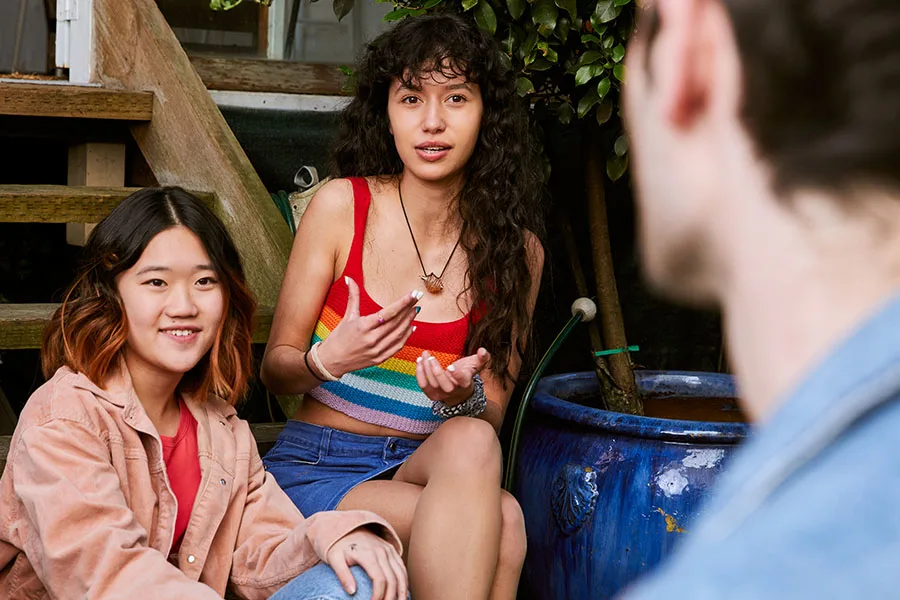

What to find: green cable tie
left=593, top=345, right=640, bottom=357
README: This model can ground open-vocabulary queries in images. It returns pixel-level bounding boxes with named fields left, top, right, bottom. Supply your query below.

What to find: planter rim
left=531, top=370, right=750, bottom=443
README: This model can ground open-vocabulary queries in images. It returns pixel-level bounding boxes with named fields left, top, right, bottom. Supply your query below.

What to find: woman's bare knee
left=396, top=417, right=502, bottom=485
left=499, top=491, right=527, bottom=568
left=433, top=417, right=502, bottom=475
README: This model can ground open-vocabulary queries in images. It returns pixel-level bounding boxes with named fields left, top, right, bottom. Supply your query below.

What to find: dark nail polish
left=415, top=306, right=421, bottom=314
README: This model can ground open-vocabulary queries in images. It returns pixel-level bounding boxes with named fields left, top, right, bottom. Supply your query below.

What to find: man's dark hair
left=644, top=1, right=900, bottom=194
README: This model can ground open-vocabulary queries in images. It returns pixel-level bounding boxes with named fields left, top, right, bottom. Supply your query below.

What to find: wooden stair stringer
left=92, top=0, right=293, bottom=309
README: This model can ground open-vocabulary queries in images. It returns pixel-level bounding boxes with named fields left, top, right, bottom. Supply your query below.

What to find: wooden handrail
left=91, top=0, right=293, bottom=307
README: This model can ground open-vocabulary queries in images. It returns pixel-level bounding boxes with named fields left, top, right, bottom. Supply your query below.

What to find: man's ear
left=656, top=0, right=712, bottom=129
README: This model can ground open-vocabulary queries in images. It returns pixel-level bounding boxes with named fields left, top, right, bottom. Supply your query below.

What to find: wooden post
left=66, top=143, right=125, bottom=246
left=90, top=0, right=293, bottom=307
left=585, top=138, right=642, bottom=414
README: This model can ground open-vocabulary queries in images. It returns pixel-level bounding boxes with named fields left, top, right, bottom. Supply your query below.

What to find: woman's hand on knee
left=416, top=347, right=490, bottom=405
left=326, top=528, right=408, bottom=600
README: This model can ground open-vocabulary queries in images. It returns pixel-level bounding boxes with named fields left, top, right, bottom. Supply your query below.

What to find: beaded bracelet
left=432, top=374, right=487, bottom=419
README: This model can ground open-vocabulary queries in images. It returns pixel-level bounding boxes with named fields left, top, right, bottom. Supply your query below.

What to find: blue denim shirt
left=622, top=296, right=900, bottom=599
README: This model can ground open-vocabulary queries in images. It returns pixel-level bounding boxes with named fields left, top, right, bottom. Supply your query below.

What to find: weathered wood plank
left=93, top=0, right=292, bottom=310
left=190, top=56, right=346, bottom=96
left=0, top=184, right=215, bottom=223
left=0, top=304, right=54, bottom=350
left=0, top=423, right=285, bottom=475
left=0, top=304, right=273, bottom=349
left=0, top=82, right=153, bottom=120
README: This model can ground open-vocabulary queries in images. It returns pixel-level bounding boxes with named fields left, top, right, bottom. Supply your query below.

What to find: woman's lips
left=415, top=145, right=451, bottom=162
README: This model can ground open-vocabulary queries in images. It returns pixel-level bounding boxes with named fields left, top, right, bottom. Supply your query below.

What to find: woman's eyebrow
left=134, top=264, right=215, bottom=276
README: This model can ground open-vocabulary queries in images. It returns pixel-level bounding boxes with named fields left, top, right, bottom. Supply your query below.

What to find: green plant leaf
left=575, top=63, right=604, bottom=86
left=614, top=134, right=628, bottom=156
left=581, top=33, right=601, bottom=44
left=536, top=41, right=559, bottom=63
left=577, top=50, right=603, bottom=66
left=520, top=30, right=539, bottom=60
left=614, top=0, right=631, bottom=5
left=602, top=34, right=615, bottom=49
left=333, top=0, right=355, bottom=21
left=555, top=16, right=570, bottom=43
left=529, top=57, right=553, bottom=70
left=554, top=0, right=576, bottom=19
left=577, top=87, right=600, bottom=118
left=423, top=0, right=444, bottom=7
left=210, top=0, right=243, bottom=9
left=531, top=0, right=558, bottom=34
left=596, top=76, right=611, bottom=98
left=557, top=102, right=575, bottom=125
left=463, top=0, right=479, bottom=11
left=383, top=7, right=410, bottom=21
left=338, top=65, right=354, bottom=76
left=611, top=44, right=625, bottom=62
left=594, top=0, right=622, bottom=23
left=606, top=154, right=629, bottom=181
left=507, top=0, right=526, bottom=20
left=474, top=0, right=498, bottom=34
left=516, top=77, right=536, bottom=96
left=613, top=63, right=626, bottom=81
left=596, top=99, right=613, bottom=124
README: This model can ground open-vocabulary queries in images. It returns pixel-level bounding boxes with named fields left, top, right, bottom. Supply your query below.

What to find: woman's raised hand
left=415, top=347, right=491, bottom=405
left=326, top=528, right=408, bottom=600
left=316, top=276, right=421, bottom=377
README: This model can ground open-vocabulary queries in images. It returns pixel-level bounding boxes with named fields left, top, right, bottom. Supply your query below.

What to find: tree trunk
left=585, top=138, right=642, bottom=415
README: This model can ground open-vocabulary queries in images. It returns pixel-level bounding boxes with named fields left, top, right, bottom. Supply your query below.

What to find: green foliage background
left=210, top=0, right=635, bottom=180
left=380, top=0, right=634, bottom=180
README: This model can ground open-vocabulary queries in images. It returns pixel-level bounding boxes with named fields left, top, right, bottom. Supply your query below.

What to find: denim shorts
left=263, top=420, right=423, bottom=516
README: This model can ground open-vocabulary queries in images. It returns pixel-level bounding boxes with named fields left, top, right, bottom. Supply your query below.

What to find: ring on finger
left=376, top=312, right=385, bottom=325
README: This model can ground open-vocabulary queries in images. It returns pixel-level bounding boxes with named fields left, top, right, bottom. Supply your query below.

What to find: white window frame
left=55, top=0, right=94, bottom=83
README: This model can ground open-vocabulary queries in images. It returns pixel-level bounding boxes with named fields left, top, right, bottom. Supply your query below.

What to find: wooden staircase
left=0, top=79, right=288, bottom=466
left=0, top=0, right=303, bottom=459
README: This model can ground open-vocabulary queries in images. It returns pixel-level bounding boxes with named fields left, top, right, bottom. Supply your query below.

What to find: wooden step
left=0, top=422, right=285, bottom=474
left=0, top=185, right=215, bottom=223
left=0, top=83, right=153, bottom=121
left=0, top=304, right=274, bottom=350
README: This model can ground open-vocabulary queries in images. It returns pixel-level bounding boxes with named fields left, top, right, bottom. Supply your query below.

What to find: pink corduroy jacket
left=0, top=367, right=401, bottom=599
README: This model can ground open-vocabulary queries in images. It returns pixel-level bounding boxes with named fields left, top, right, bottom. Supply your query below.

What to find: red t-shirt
left=160, top=401, right=201, bottom=553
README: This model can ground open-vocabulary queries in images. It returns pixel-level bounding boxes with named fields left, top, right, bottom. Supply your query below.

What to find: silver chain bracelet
left=432, top=374, right=487, bottom=419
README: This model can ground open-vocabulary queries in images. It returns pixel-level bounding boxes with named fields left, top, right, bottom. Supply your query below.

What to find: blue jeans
left=264, top=420, right=422, bottom=515
left=270, top=563, right=372, bottom=599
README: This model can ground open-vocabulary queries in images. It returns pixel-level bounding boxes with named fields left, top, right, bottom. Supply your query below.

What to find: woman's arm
left=230, top=435, right=404, bottom=599
left=12, top=419, right=222, bottom=599
left=260, top=179, right=355, bottom=395
left=261, top=179, right=420, bottom=396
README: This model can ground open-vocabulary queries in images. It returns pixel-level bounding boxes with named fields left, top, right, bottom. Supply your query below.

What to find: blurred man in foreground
left=622, top=0, right=900, bottom=597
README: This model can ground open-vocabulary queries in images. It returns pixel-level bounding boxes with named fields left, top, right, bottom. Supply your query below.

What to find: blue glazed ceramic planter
left=513, top=371, right=749, bottom=599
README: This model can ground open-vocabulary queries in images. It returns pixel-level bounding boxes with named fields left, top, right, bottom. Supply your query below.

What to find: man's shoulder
left=624, top=396, right=900, bottom=599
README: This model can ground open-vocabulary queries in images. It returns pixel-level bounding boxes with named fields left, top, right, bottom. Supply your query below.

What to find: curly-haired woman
left=260, top=12, right=545, bottom=600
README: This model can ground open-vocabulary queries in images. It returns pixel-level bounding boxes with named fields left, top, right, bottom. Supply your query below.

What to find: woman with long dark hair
left=261, top=13, right=544, bottom=600
left=0, top=187, right=406, bottom=599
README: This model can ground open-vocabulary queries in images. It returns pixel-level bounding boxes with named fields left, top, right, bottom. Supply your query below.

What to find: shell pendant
left=421, top=273, right=444, bottom=294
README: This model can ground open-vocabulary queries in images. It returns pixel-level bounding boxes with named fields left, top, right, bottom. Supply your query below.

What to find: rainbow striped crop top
left=307, top=178, right=471, bottom=435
